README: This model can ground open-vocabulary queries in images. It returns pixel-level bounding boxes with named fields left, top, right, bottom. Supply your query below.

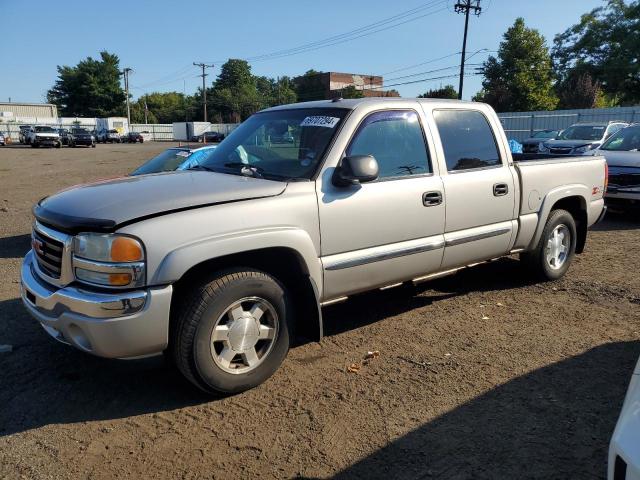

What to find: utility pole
left=122, top=67, right=132, bottom=125
left=455, top=0, right=481, bottom=100
left=193, top=62, right=214, bottom=122
left=144, top=94, right=149, bottom=124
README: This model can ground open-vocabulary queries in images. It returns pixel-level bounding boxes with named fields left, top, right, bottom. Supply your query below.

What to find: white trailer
left=172, top=122, right=211, bottom=141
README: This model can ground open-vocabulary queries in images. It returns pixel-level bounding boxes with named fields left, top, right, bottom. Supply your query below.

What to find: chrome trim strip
left=444, top=226, right=511, bottom=247
left=72, top=256, right=146, bottom=288
left=324, top=238, right=445, bottom=271
left=320, top=296, right=348, bottom=307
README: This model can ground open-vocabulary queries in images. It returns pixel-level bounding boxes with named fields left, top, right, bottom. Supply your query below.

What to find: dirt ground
left=0, top=142, right=638, bottom=479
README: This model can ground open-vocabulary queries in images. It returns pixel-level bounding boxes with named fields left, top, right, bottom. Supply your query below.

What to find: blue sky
left=2, top=0, right=603, bottom=103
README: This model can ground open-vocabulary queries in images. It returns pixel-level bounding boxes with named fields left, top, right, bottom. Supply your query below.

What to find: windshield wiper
left=223, top=162, right=265, bottom=178
left=187, top=164, right=217, bottom=172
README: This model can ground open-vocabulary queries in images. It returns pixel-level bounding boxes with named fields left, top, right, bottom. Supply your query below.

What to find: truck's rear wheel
left=521, top=208, right=576, bottom=281
left=171, top=269, right=291, bottom=394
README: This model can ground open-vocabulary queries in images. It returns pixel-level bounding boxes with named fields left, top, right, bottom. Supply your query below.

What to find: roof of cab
left=261, top=97, right=483, bottom=113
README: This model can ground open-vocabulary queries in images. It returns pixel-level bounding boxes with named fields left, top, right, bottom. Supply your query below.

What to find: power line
left=213, top=0, right=448, bottom=64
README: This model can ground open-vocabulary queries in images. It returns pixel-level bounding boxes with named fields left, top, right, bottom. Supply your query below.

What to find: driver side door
left=317, top=108, right=445, bottom=301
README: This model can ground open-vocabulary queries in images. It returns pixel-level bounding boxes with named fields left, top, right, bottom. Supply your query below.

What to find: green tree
left=418, top=85, right=458, bottom=99
left=293, top=70, right=326, bottom=101
left=47, top=51, right=126, bottom=117
left=476, top=18, right=557, bottom=112
left=556, top=72, right=607, bottom=109
left=130, top=92, right=190, bottom=124
left=209, top=59, right=261, bottom=122
left=553, top=0, right=640, bottom=105
left=339, top=85, right=364, bottom=99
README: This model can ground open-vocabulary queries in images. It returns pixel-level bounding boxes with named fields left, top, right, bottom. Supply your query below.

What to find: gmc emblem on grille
left=32, top=238, right=44, bottom=256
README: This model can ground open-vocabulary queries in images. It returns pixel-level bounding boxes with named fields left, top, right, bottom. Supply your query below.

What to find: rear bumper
left=20, top=251, right=172, bottom=358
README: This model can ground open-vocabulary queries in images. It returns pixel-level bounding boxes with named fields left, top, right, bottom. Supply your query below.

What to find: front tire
left=171, top=269, right=291, bottom=394
left=521, top=209, right=577, bottom=281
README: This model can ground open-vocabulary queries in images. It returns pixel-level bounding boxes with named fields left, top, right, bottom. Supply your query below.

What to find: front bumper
left=609, top=374, right=640, bottom=480
left=20, top=251, right=172, bottom=358
left=74, top=138, right=94, bottom=145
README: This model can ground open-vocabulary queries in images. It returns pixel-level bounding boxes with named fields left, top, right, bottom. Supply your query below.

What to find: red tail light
left=604, top=162, right=609, bottom=192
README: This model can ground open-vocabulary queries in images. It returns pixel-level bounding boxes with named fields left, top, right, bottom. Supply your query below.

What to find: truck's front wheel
left=521, top=208, right=577, bottom=281
left=171, top=269, right=291, bottom=394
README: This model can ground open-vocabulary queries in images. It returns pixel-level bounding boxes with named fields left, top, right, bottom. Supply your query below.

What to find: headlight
left=73, top=233, right=145, bottom=288
left=574, top=144, right=598, bottom=154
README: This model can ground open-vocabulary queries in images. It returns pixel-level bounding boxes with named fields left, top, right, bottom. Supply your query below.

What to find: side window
left=433, top=110, right=502, bottom=172
left=346, top=110, right=431, bottom=179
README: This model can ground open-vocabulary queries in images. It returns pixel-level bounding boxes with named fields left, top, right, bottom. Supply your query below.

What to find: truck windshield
left=194, top=108, right=349, bottom=180
left=601, top=125, right=640, bottom=151
left=557, top=125, right=605, bottom=141
left=72, top=129, right=89, bottom=134
left=35, top=126, right=55, bottom=133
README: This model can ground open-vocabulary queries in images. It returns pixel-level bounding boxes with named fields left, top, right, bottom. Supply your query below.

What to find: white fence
left=498, top=106, right=640, bottom=141
left=0, top=121, right=240, bottom=142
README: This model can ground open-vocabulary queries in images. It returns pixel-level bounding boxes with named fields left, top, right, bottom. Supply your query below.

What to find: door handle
left=422, top=191, right=443, bottom=207
left=493, top=183, right=509, bottom=196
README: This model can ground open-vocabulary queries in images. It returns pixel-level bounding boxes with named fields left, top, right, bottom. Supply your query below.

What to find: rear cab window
left=433, top=109, right=502, bottom=172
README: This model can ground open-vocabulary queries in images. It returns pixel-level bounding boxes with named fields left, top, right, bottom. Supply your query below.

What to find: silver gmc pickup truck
left=21, top=98, right=607, bottom=394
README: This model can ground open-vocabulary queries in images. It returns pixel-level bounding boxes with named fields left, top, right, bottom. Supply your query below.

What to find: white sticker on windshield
left=593, top=126, right=605, bottom=130
left=300, top=116, right=340, bottom=128
left=176, top=151, right=190, bottom=157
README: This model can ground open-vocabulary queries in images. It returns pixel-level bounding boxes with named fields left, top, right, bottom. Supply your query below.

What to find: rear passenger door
left=430, top=108, right=517, bottom=269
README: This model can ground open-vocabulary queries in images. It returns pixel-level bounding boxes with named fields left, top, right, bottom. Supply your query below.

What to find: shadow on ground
left=592, top=210, right=640, bottom=231
left=327, top=340, right=640, bottom=480
left=323, top=257, right=536, bottom=337
left=0, top=234, right=31, bottom=259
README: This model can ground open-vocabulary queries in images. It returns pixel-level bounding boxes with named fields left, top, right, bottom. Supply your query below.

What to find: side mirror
left=332, top=155, right=379, bottom=187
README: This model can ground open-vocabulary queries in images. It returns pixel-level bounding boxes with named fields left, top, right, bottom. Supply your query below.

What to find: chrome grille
left=32, top=229, right=64, bottom=278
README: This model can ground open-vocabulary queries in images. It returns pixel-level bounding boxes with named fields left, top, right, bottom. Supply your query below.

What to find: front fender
left=151, top=226, right=323, bottom=297
left=527, top=184, right=589, bottom=250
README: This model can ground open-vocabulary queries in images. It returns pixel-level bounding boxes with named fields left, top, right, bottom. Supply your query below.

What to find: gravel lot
left=0, top=143, right=639, bottom=479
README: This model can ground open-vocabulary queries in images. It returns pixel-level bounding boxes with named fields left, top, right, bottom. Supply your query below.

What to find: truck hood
left=544, top=139, right=600, bottom=149
left=592, top=150, right=640, bottom=168
left=34, top=171, right=287, bottom=233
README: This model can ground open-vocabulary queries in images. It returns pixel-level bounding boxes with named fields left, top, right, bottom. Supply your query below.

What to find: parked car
left=608, top=353, right=640, bottom=480
left=69, top=128, right=96, bottom=148
left=0, top=132, right=5, bottom=146
left=57, top=129, right=71, bottom=146
left=20, top=98, right=606, bottom=394
left=97, top=129, right=122, bottom=143
left=124, top=132, right=145, bottom=143
left=18, top=125, right=32, bottom=144
left=27, top=126, right=61, bottom=148
left=589, top=124, right=640, bottom=211
left=131, top=145, right=217, bottom=175
left=540, top=121, right=628, bottom=155
left=191, top=131, right=225, bottom=143
left=521, top=129, right=560, bottom=153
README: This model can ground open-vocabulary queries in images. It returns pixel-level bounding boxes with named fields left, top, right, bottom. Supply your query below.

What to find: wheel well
left=170, top=247, right=321, bottom=344
left=551, top=196, right=587, bottom=254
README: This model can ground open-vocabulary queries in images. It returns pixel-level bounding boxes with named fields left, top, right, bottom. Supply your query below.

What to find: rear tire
left=171, top=269, right=291, bottom=395
left=521, top=209, right=577, bottom=281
